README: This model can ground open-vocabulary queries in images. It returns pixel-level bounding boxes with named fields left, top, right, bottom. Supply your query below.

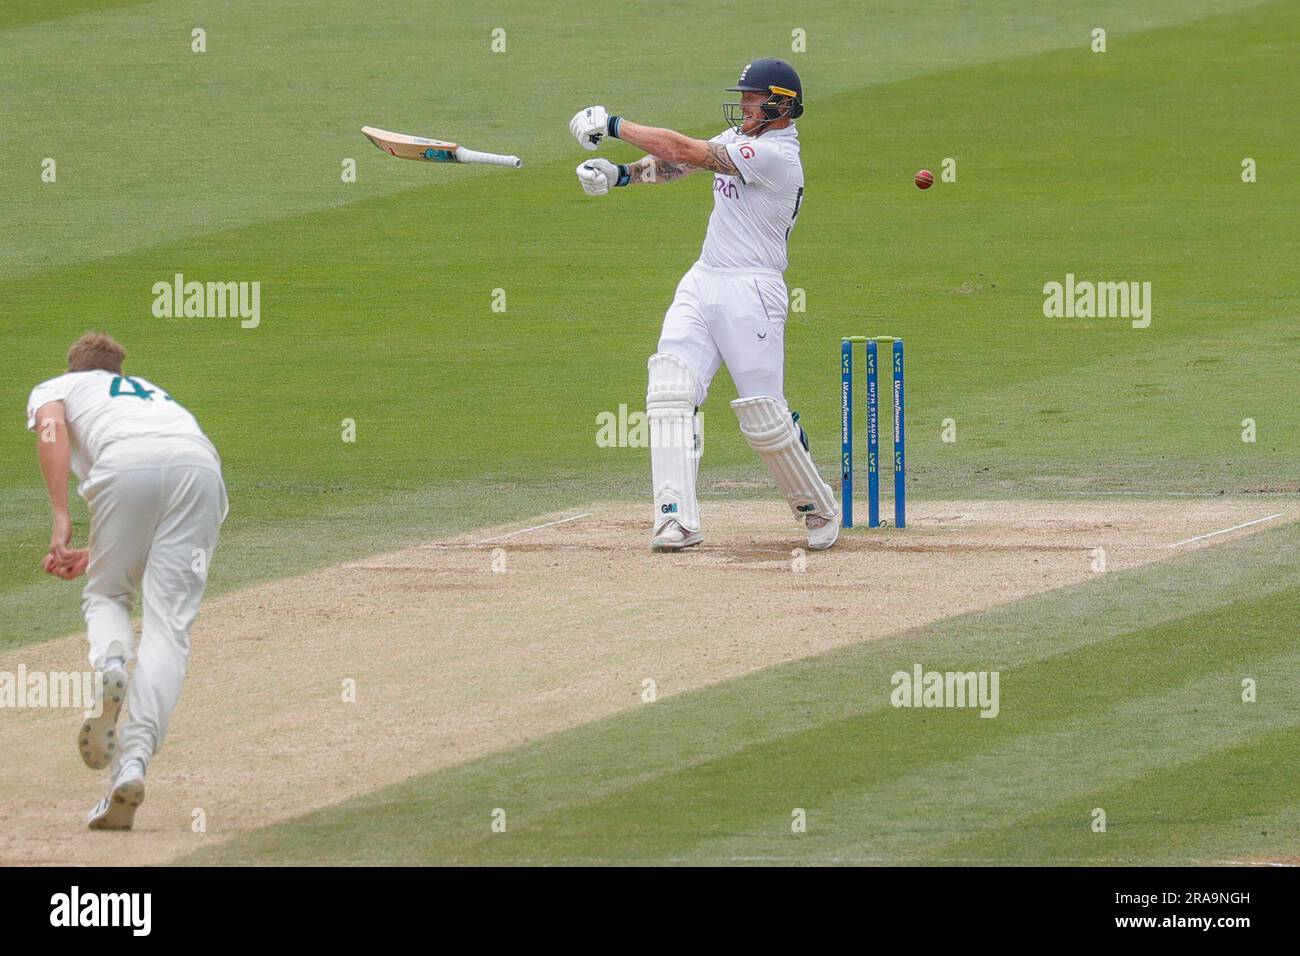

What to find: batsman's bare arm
left=617, top=120, right=741, bottom=177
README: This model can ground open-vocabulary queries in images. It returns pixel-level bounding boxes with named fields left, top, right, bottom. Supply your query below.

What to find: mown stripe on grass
left=0, top=0, right=156, bottom=31
left=935, top=723, right=1300, bottom=865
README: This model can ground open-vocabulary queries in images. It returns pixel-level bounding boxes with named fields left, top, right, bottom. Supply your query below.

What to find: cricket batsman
left=569, top=58, right=839, bottom=552
left=27, top=333, right=228, bottom=830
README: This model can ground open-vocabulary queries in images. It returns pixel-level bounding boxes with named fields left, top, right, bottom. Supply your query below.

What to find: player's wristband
left=606, top=114, right=623, bottom=139
left=614, top=163, right=630, bottom=187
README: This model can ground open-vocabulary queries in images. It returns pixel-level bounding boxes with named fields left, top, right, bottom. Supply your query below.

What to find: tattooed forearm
left=613, top=120, right=721, bottom=175
left=628, top=155, right=696, bottom=184
left=700, top=142, right=741, bottom=178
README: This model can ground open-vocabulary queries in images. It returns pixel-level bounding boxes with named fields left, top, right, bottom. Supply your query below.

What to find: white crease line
left=1167, top=513, right=1285, bottom=549
left=342, top=564, right=451, bottom=571
left=470, top=512, right=593, bottom=546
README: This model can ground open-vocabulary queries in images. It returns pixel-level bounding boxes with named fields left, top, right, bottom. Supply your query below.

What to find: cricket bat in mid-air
left=361, top=126, right=522, bottom=168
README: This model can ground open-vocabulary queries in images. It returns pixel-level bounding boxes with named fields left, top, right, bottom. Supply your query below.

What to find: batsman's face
left=739, top=91, right=768, bottom=134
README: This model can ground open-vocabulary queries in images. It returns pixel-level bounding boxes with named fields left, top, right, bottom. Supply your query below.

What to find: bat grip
left=456, top=148, right=523, bottom=168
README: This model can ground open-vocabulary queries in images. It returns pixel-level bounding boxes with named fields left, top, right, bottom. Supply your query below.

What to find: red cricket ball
left=914, top=169, right=934, bottom=190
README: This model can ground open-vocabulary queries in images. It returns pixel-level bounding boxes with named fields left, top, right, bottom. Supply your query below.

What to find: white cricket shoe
left=806, top=513, right=840, bottom=551
left=79, top=665, right=128, bottom=770
left=87, top=760, right=146, bottom=831
left=651, top=520, right=704, bottom=552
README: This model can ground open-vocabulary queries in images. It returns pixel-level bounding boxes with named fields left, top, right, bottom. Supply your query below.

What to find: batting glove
left=576, top=158, right=630, bottom=196
left=570, top=105, right=618, bottom=151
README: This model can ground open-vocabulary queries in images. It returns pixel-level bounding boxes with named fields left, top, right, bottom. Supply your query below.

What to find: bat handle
left=456, top=148, right=523, bottom=168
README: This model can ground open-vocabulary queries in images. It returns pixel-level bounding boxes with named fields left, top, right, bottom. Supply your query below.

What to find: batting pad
left=647, top=353, right=701, bottom=533
left=731, top=395, right=837, bottom=520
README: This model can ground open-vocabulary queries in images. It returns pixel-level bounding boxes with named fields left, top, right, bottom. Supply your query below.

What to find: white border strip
left=1167, top=513, right=1284, bottom=549
left=472, top=512, right=593, bottom=546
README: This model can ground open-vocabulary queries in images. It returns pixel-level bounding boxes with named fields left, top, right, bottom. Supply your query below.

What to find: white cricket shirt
left=26, top=369, right=219, bottom=480
left=697, top=124, right=805, bottom=274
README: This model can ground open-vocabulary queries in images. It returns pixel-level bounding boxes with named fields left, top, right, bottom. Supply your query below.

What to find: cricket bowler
left=569, top=58, right=839, bottom=552
left=26, top=333, right=228, bottom=830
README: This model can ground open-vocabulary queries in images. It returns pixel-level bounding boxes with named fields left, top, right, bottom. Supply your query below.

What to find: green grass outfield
left=3, top=0, right=1298, bottom=863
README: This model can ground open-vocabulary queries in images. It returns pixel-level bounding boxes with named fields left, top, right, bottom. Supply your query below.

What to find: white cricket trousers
left=657, top=262, right=789, bottom=405
left=79, top=436, right=228, bottom=769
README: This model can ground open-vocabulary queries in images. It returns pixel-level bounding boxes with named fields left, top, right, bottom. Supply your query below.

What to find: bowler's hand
left=45, top=511, right=87, bottom=579
left=44, top=548, right=89, bottom=580
left=570, top=105, right=609, bottom=151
